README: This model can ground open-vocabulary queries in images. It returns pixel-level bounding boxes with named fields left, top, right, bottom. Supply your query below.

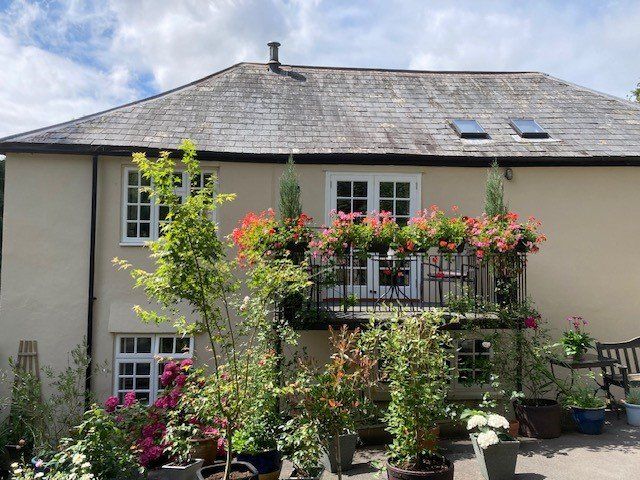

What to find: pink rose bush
left=102, top=359, right=222, bottom=470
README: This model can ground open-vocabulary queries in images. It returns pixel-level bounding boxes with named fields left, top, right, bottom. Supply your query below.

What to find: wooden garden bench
left=596, top=336, right=640, bottom=398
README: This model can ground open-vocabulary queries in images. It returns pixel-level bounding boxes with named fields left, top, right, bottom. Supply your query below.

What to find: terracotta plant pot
left=386, top=458, right=454, bottom=480
left=190, top=437, right=218, bottom=466
left=236, top=450, right=282, bottom=480
left=470, top=434, right=519, bottom=480
left=197, top=461, right=258, bottom=480
left=508, top=420, right=519, bottom=438
left=513, top=399, right=562, bottom=439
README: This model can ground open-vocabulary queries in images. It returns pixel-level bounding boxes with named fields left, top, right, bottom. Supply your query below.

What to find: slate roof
left=2, top=62, right=640, bottom=162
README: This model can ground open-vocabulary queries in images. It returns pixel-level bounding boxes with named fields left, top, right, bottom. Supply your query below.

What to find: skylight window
left=510, top=119, right=549, bottom=139
left=451, top=119, right=488, bottom=139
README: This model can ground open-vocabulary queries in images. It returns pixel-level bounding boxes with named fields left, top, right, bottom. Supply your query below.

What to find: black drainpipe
left=85, top=154, right=98, bottom=406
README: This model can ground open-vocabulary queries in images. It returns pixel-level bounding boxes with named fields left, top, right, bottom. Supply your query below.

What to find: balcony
left=293, top=251, right=527, bottom=327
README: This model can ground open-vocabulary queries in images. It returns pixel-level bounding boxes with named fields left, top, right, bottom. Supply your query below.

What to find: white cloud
left=1, top=0, right=639, bottom=138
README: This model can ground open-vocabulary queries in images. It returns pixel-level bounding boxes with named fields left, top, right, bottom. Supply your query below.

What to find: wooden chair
left=596, top=336, right=640, bottom=398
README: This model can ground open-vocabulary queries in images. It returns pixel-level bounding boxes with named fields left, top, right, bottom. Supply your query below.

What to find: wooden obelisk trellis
left=15, top=339, right=40, bottom=380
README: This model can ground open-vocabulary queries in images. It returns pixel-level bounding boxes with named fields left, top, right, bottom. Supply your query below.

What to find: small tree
left=484, top=159, right=507, bottom=217
left=115, top=140, right=309, bottom=480
left=364, top=309, right=453, bottom=472
left=281, top=326, right=376, bottom=480
left=279, top=154, right=302, bottom=221
left=632, top=80, right=640, bottom=102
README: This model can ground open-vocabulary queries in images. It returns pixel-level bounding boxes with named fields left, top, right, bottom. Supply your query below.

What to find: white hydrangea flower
left=482, top=341, right=491, bottom=349
left=477, top=430, right=500, bottom=449
left=72, top=453, right=86, bottom=465
left=487, top=414, right=509, bottom=430
left=35, top=473, right=45, bottom=479
left=466, top=414, right=488, bottom=430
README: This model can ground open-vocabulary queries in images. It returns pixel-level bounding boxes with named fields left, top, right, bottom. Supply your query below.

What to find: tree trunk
left=224, top=426, right=233, bottom=480
left=335, top=431, right=343, bottom=480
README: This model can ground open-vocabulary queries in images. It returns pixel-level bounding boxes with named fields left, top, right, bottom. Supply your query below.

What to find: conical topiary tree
left=279, top=154, right=302, bottom=221
left=484, top=159, right=507, bottom=217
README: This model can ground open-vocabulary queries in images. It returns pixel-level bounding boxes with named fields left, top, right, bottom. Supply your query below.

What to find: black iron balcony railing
left=295, top=252, right=527, bottom=323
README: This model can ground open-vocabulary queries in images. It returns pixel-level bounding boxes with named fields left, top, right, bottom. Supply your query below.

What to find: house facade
left=2, top=46, right=640, bottom=404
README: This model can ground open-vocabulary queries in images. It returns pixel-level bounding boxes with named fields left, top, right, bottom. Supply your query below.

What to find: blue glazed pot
left=571, top=406, right=605, bottom=435
left=236, top=449, right=282, bottom=476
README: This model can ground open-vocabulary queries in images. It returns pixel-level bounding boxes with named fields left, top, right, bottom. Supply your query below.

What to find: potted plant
left=489, top=305, right=563, bottom=439
left=197, top=461, right=259, bottom=480
left=234, top=409, right=283, bottom=480
left=311, top=210, right=365, bottom=257
left=563, top=383, right=606, bottom=435
left=281, top=326, right=376, bottom=479
left=278, top=416, right=324, bottom=480
left=361, top=211, right=399, bottom=255
left=559, top=316, right=594, bottom=361
left=624, top=388, right=640, bottom=426
left=462, top=409, right=519, bottom=480
left=363, top=309, right=455, bottom=480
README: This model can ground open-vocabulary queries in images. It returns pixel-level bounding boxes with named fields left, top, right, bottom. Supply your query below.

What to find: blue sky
left=1, top=0, right=639, bottom=137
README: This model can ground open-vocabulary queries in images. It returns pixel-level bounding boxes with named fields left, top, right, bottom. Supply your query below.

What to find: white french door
left=326, top=173, right=422, bottom=303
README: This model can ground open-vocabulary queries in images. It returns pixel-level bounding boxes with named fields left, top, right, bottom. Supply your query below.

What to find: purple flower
left=123, top=391, right=137, bottom=407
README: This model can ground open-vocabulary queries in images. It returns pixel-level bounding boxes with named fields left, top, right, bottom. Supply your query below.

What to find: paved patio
left=283, top=413, right=640, bottom=480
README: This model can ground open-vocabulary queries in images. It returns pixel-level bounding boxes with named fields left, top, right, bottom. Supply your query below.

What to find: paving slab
left=282, top=413, right=640, bottom=480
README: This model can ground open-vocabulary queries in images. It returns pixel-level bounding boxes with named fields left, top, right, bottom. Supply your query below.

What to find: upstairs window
left=451, top=119, right=488, bottom=139
left=510, top=118, right=549, bottom=138
left=122, top=167, right=215, bottom=244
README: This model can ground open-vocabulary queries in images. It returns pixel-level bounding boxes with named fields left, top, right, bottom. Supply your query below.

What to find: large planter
left=190, top=437, right=218, bottom=466
left=570, top=406, right=605, bottom=435
left=236, top=450, right=282, bottom=480
left=148, top=458, right=204, bottom=480
left=624, top=401, right=640, bottom=426
left=358, top=424, right=392, bottom=445
left=284, top=466, right=324, bottom=480
left=470, top=434, right=519, bottom=480
left=513, top=399, right=561, bottom=439
left=320, top=433, right=358, bottom=473
left=197, top=461, right=258, bottom=480
left=386, top=458, right=454, bottom=480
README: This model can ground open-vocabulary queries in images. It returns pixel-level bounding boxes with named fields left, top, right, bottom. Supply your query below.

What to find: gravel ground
left=281, top=412, right=640, bottom=480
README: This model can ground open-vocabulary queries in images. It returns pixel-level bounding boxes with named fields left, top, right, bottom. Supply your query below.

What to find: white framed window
left=114, top=334, right=193, bottom=405
left=121, top=167, right=216, bottom=245
left=450, top=337, right=493, bottom=397
left=325, top=172, right=421, bottom=225
left=324, top=172, right=422, bottom=300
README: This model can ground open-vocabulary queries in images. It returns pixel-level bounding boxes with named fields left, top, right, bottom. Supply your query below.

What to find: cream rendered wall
left=3, top=155, right=640, bottom=402
left=0, top=153, right=92, bottom=398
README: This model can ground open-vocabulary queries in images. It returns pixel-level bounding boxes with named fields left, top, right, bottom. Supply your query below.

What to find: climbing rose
left=104, top=396, right=119, bottom=413
left=123, top=391, right=137, bottom=407
left=524, top=316, right=539, bottom=330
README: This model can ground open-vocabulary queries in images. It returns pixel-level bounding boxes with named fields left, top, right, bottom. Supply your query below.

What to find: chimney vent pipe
left=268, top=41, right=281, bottom=72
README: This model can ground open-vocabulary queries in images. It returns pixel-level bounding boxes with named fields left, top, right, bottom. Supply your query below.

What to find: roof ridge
left=244, top=61, right=543, bottom=75
left=0, top=62, right=248, bottom=143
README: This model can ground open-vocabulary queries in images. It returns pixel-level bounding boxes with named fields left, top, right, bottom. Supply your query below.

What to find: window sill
left=119, top=241, right=148, bottom=247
